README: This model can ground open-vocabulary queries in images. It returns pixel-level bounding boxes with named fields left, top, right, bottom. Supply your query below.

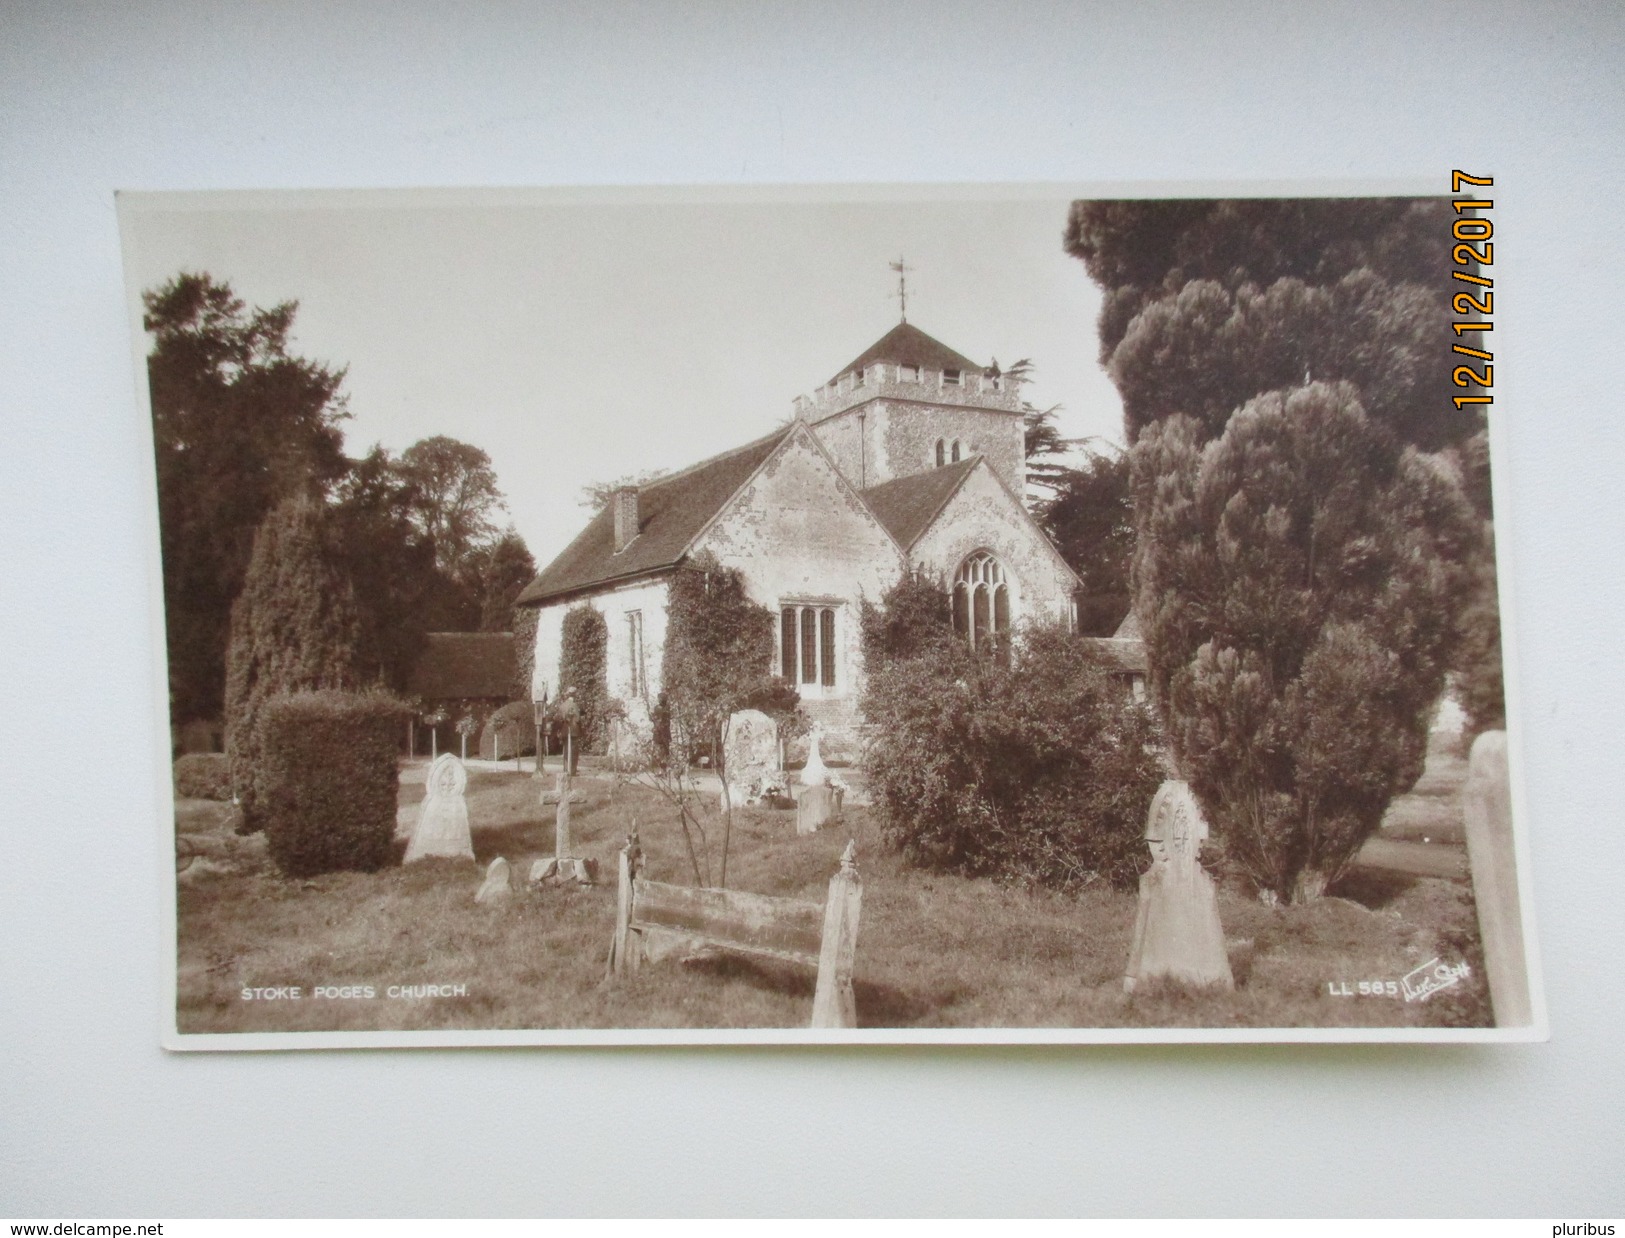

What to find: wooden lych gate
left=606, top=833, right=863, bottom=1029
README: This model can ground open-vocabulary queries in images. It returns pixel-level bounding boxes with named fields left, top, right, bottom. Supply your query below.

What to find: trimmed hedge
left=259, top=690, right=410, bottom=877
left=480, top=699, right=536, bottom=760
left=174, top=753, right=232, bottom=801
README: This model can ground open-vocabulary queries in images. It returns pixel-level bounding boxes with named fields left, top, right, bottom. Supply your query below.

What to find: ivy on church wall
left=558, top=604, right=609, bottom=753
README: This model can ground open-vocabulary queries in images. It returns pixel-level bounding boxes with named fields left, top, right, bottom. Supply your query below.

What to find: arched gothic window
left=952, top=551, right=1010, bottom=655
left=951, top=439, right=962, bottom=463
left=935, top=439, right=945, bottom=468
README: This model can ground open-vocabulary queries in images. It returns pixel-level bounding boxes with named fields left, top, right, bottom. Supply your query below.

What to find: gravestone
left=475, top=856, right=513, bottom=903
left=799, top=721, right=830, bottom=788
left=531, top=766, right=596, bottom=885
left=722, top=709, right=779, bottom=808
left=1123, top=780, right=1233, bottom=993
left=1462, top=730, right=1533, bottom=1027
left=404, top=753, right=475, bottom=864
left=796, top=784, right=841, bottom=835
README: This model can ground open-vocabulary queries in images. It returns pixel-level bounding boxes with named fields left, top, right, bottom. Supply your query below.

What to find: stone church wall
left=696, top=428, right=904, bottom=743
left=530, top=576, right=670, bottom=737
left=909, top=461, right=1078, bottom=630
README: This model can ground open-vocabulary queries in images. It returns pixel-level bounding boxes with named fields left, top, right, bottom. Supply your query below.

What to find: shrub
left=862, top=623, right=1164, bottom=892
left=859, top=567, right=954, bottom=671
left=480, top=699, right=536, bottom=760
left=259, top=690, right=409, bottom=877
left=173, top=753, right=232, bottom=801
left=223, top=493, right=361, bottom=833
left=559, top=604, right=609, bottom=753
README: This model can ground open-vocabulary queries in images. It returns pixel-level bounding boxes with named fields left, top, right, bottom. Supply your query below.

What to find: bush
left=862, top=624, right=1164, bottom=892
left=559, top=605, right=610, bottom=753
left=259, top=690, right=409, bottom=877
left=173, top=753, right=232, bottom=801
left=224, top=493, right=362, bottom=833
left=480, top=699, right=536, bottom=760
left=859, top=567, right=954, bottom=671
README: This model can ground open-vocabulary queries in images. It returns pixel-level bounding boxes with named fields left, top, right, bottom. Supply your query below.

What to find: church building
left=515, top=320, right=1083, bottom=749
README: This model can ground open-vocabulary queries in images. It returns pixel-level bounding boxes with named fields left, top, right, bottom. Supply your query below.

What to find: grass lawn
left=174, top=754, right=1492, bottom=1034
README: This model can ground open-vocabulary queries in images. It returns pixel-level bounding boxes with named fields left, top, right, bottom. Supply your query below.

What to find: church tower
left=791, top=321, right=1026, bottom=495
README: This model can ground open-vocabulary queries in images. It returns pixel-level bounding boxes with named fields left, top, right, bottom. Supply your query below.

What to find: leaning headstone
left=722, top=708, right=779, bottom=807
left=799, top=721, right=830, bottom=788
left=1123, top=780, right=1234, bottom=993
left=404, top=753, right=475, bottom=863
left=475, top=856, right=514, bottom=903
left=1462, top=730, right=1533, bottom=1027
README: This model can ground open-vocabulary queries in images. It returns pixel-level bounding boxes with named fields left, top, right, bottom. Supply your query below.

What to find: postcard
left=118, top=181, right=1544, bottom=1047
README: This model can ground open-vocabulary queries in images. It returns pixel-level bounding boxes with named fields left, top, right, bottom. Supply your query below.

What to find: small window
left=781, top=604, right=840, bottom=692
left=800, top=606, right=818, bottom=684
left=853, top=367, right=865, bottom=385
left=935, top=439, right=946, bottom=467
left=901, top=364, right=920, bottom=382
left=943, top=368, right=961, bottom=385
left=627, top=611, right=646, bottom=698
left=820, top=608, right=836, bottom=688
left=951, top=440, right=961, bottom=463
left=781, top=608, right=797, bottom=680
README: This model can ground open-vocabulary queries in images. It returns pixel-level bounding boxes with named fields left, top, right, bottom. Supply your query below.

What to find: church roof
left=831, top=322, right=983, bottom=385
left=859, top=457, right=980, bottom=550
left=516, top=426, right=795, bottom=607
left=408, top=632, right=516, bottom=701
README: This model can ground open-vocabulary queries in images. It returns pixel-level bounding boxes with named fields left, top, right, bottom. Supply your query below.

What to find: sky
left=120, top=186, right=1125, bottom=569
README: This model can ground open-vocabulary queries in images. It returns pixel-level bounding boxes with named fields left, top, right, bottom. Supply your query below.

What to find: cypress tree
left=223, top=492, right=362, bottom=832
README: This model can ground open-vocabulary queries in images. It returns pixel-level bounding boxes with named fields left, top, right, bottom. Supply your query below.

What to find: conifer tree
left=224, top=492, right=362, bottom=832
left=1132, top=384, right=1474, bottom=902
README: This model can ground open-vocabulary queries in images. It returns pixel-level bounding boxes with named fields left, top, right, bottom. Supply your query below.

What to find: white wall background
left=2, top=0, right=1621, bottom=1217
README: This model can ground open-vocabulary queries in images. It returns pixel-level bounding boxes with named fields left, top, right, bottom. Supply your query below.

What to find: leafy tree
left=328, top=444, right=439, bottom=689
left=1035, top=448, right=1134, bottom=636
left=223, top=493, right=362, bottom=833
left=143, top=273, right=349, bottom=724
left=477, top=529, right=538, bottom=633
left=399, top=435, right=506, bottom=576
left=1131, top=384, right=1475, bottom=903
left=512, top=604, right=540, bottom=703
left=579, top=469, right=667, bottom=512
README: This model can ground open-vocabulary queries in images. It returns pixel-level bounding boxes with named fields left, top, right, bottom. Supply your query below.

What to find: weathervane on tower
left=890, top=256, right=912, bottom=323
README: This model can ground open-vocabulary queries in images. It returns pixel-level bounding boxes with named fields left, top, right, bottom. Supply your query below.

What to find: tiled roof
left=859, top=458, right=979, bottom=550
left=516, top=426, right=794, bottom=607
left=408, top=632, right=516, bottom=701
left=1083, top=637, right=1148, bottom=675
left=832, top=322, right=982, bottom=385
left=1113, top=608, right=1142, bottom=640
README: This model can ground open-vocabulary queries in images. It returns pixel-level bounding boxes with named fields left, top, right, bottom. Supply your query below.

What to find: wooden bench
left=606, top=833, right=863, bottom=1028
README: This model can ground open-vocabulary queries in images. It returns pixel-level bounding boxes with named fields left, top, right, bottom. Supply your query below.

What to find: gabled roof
left=832, top=322, right=983, bottom=385
left=408, top=632, right=516, bottom=701
left=516, top=426, right=794, bottom=607
left=860, top=457, right=979, bottom=550
left=1082, top=637, right=1148, bottom=675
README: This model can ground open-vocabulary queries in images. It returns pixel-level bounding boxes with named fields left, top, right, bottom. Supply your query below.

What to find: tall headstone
left=1462, top=730, right=1533, bottom=1027
left=404, top=753, right=475, bottom=864
left=722, top=708, right=779, bottom=808
left=799, top=721, right=830, bottom=788
left=1123, top=780, right=1234, bottom=993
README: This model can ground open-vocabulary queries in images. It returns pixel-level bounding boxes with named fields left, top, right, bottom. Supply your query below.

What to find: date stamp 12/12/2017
left=1326, top=958, right=1472, bottom=1003
left=1452, top=169, right=1495, bottom=412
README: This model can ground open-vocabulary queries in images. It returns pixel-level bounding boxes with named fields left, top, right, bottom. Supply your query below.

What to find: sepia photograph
left=119, top=184, right=1542, bottom=1047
